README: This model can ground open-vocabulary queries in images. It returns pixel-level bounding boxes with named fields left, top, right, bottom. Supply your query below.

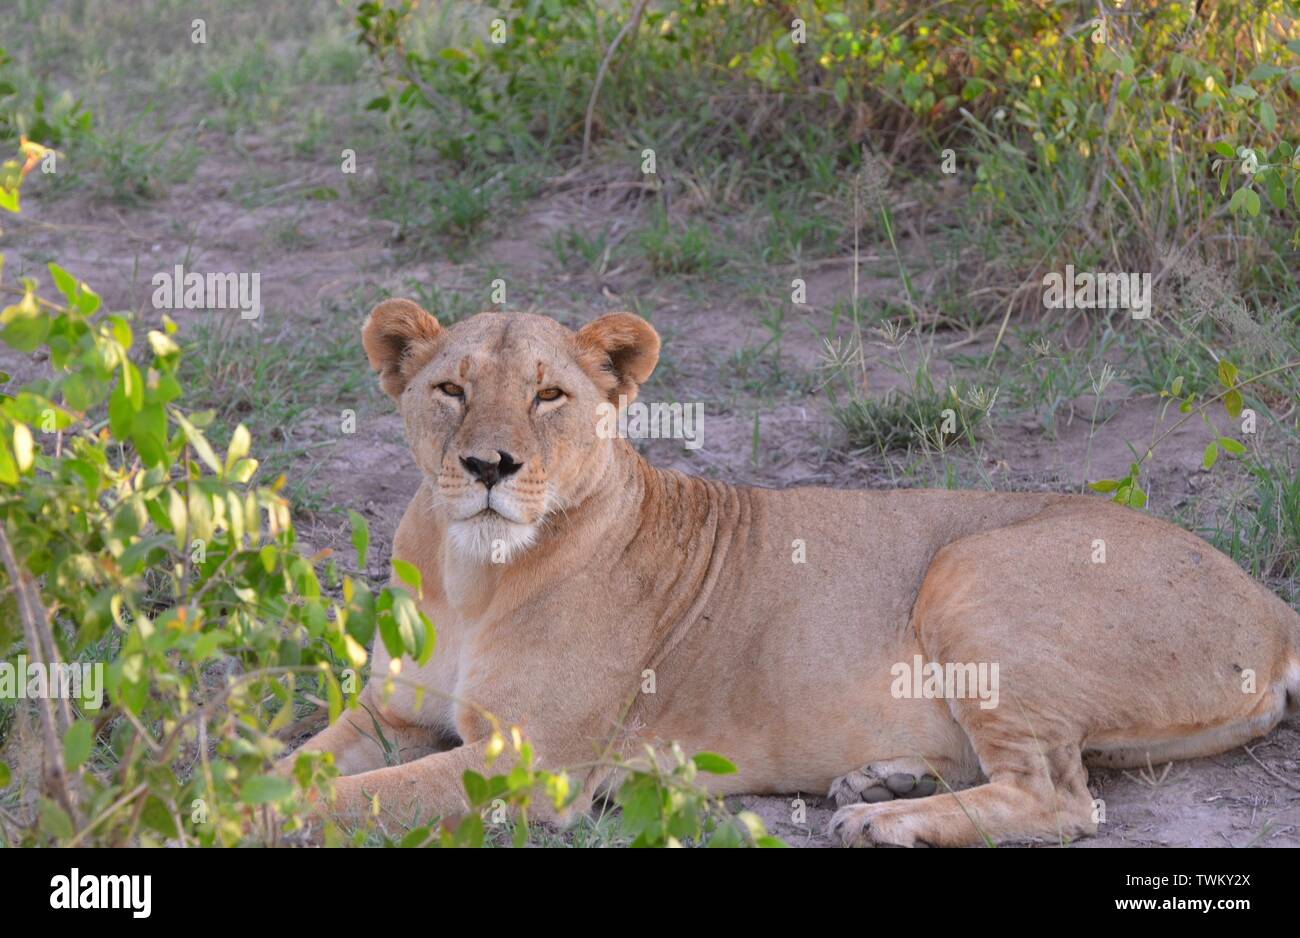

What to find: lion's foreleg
left=281, top=690, right=446, bottom=776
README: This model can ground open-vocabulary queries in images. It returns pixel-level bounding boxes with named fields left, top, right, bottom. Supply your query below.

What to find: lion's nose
left=460, top=450, right=522, bottom=489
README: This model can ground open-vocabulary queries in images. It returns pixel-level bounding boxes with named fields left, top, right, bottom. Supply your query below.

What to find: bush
left=0, top=138, right=430, bottom=846
left=359, top=1, right=1300, bottom=291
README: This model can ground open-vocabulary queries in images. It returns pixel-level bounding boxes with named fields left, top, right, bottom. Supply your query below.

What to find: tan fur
left=290, top=301, right=1300, bottom=846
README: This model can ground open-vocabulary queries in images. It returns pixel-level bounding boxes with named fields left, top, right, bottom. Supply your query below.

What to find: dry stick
left=581, top=0, right=652, bottom=162
left=25, top=552, right=71, bottom=741
left=65, top=784, right=149, bottom=848
left=6, top=534, right=70, bottom=738
left=984, top=276, right=1054, bottom=368
left=0, top=524, right=78, bottom=821
left=1243, top=745, right=1300, bottom=794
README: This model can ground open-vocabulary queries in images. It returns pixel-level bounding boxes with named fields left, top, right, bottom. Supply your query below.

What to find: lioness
left=291, top=298, right=1300, bottom=847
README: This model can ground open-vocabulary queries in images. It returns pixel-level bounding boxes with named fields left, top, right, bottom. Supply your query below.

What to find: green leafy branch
left=1089, top=357, right=1300, bottom=507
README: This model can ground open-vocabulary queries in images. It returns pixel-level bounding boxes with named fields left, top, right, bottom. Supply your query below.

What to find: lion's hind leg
left=825, top=524, right=1104, bottom=847
left=828, top=741, right=1097, bottom=847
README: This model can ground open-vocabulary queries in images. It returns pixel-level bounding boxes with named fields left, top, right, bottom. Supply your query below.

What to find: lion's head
left=362, top=299, right=660, bottom=562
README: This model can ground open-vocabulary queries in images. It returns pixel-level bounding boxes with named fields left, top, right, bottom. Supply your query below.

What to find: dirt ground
left=3, top=77, right=1298, bottom=848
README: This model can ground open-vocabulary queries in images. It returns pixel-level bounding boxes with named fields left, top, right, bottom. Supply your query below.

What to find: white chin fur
left=446, top=514, right=538, bottom=564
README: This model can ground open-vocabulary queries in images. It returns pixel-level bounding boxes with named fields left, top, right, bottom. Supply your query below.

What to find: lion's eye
left=535, top=387, right=564, bottom=403
left=437, top=382, right=464, bottom=398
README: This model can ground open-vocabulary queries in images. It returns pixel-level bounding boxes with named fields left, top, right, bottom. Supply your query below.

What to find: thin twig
left=582, top=0, right=651, bottom=162
left=1243, top=745, right=1300, bottom=794
left=1140, top=358, right=1300, bottom=462
left=65, top=784, right=148, bottom=848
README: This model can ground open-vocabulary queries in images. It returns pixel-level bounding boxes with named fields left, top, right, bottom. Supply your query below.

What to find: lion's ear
left=362, top=299, right=443, bottom=400
left=575, top=312, right=660, bottom=405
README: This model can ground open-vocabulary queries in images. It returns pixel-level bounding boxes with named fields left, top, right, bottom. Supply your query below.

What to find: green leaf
left=0, top=440, right=15, bottom=486
left=692, top=752, right=738, bottom=775
left=131, top=403, right=167, bottom=466
left=1212, top=141, right=1235, bottom=158
left=46, top=263, right=100, bottom=315
left=12, top=423, right=33, bottom=472
left=63, top=719, right=94, bottom=771
left=75, top=283, right=101, bottom=315
left=707, top=822, right=744, bottom=848
left=462, top=770, right=490, bottom=804
left=1203, top=440, right=1219, bottom=469
left=1218, top=436, right=1246, bottom=455
left=455, top=812, right=484, bottom=848
left=140, top=796, right=180, bottom=838
left=145, top=370, right=182, bottom=404
left=225, top=424, right=251, bottom=473
left=48, top=263, right=79, bottom=305
left=348, top=509, right=369, bottom=570
left=240, top=774, right=293, bottom=805
left=1217, top=360, right=1239, bottom=387
left=173, top=411, right=222, bottom=475
left=40, top=799, right=75, bottom=841
left=166, top=487, right=188, bottom=546
left=122, top=360, right=144, bottom=409
left=1248, top=64, right=1285, bottom=81
left=1087, top=479, right=1121, bottom=493
left=108, top=376, right=134, bottom=439
left=399, top=826, right=433, bottom=848
left=62, top=372, right=100, bottom=411
left=1243, top=189, right=1261, bottom=217
left=1261, top=169, right=1287, bottom=211
left=0, top=305, right=50, bottom=352
left=392, top=558, right=422, bottom=597
left=324, top=666, right=343, bottom=723
left=1224, top=388, right=1243, bottom=418
left=0, top=761, right=10, bottom=788
left=390, top=590, right=425, bottom=659
left=147, top=330, right=180, bottom=359
left=377, top=607, right=404, bottom=659
left=414, top=609, right=436, bottom=666
left=1258, top=99, right=1276, bottom=133
left=227, top=457, right=258, bottom=483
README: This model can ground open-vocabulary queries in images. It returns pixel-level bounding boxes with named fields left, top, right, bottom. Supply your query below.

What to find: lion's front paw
left=827, top=802, right=929, bottom=848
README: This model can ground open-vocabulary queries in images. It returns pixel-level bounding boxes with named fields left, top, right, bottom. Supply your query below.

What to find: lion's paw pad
left=829, top=769, right=938, bottom=807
